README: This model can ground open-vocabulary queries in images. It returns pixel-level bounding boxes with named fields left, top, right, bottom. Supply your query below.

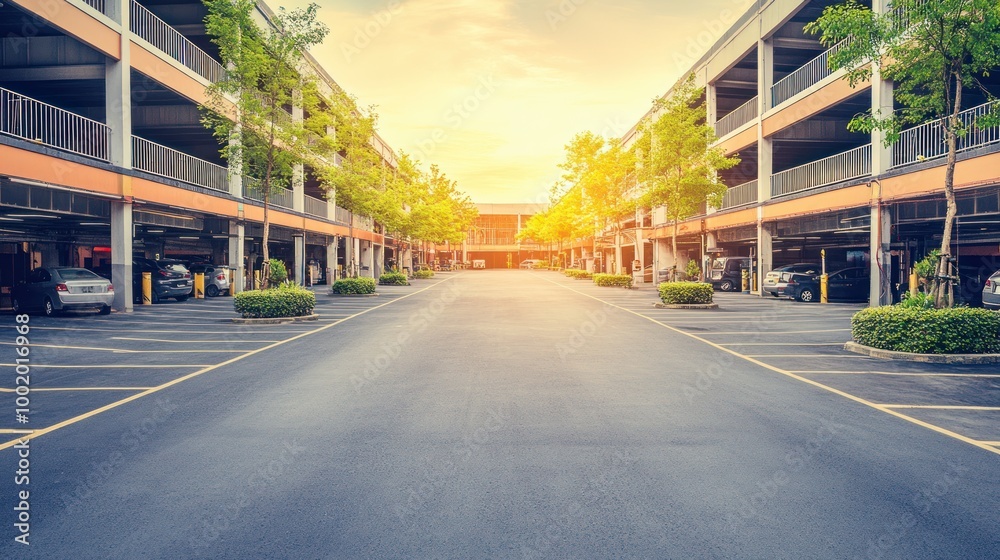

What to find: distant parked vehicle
left=519, top=259, right=542, bottom=269
left=187, top=263, right=231, bottom=297
left=133, top=258, right=192, bottom=303
left=783, top=267, right=870, bottom=302
left=709, top=257, right=750, bottom=291
left=763, top=263, right=822, bottom=297
left=983, top=269, right=1000, bottom=310
left=12, top=267, right=114, bottom=316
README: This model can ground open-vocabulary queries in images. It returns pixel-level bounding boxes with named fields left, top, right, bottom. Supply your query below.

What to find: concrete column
left=105, top=0, right=131, bottom=169
left=111, top=202, right=133, bottom=312
left=758, top=136, right=773, bottom=204
left=229, top=220, right=245, bottom=293
left=293, top=233, right=305, bottom=286
left=229, top=123, right=243, bottom=198
left=870, top=67, right=894, bottom=175
left=870, top=203, right=892, bottom=306
left=757, top=37, right=774, bottom=114
left=706, top=82, right=718, bottom=128
left=756, top=219, right=773, bottom=297
left=292, top=163, right=305, bottom=213
left=326, top=236, right=338, bottom=283
left=374, top=244, right=384, bottom=277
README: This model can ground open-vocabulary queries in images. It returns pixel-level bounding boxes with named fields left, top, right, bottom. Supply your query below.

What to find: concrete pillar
left=292, top=163, right=305, bottom=213
left=326, top=236, right=338, bottom=283
left=229, top=220, right=245, bottom=293
left=870, top=203, right=892, bottom=306
left=374, top=244, right=384, bottom=278
left=105, top=0, right=131, bottom=168
left=756, top=219, right=773, bottom=296
left=293, top=233, right=305, bottom=286
left=757, top=37, right=774, bottom=114
left=706, top=82, right=718, bottom=128
left=111, top=202, right=133, bottom=312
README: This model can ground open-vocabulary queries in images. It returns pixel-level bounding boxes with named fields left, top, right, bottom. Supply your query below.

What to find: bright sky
left=289, top=0, right=756, bottom=203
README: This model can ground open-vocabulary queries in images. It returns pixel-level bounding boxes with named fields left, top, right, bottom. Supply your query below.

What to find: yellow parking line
left=718, top=343, right=846, bottom=346
left=880, top=405, right=1000, bottom=411
left=0, top=276, right=460, bottom=451
left=790, top=371, right=1000, bottom=378
left=542, top=275, right=1000, bottom=458
left=704, top=329, right=852, bottom=335
left=980, top=441, right=1000, bottom=446
left=744, top=354, right=868, bottom=358
left=0, top=430, right=34, bottom=435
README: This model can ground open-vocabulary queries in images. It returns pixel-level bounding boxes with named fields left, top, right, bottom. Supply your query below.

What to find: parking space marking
left=0, top=387, right=152, bottom=392
left=110, top=337, right=281, bottom=344
left=880, top=405, right=1000, bottom=411
left=718, top=342, right=846, bottom=347
left=0, top=364, right=212, bottom=369
left=28, top=327, right=313, bottom=334
left=704, top=329, right=852, bottom=335
left=0, top=430, right=34, bottom=435
left=0, top=276, right=461, bottom=451
left=790, top=371, right=1000, bottom=378
left=744, top=354, right=869, bottom=358
left=543, top=275, right=1000, bottom=457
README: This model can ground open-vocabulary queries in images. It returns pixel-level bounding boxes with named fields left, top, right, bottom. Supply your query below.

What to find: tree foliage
left=806, top=0, right=1000, bottom=307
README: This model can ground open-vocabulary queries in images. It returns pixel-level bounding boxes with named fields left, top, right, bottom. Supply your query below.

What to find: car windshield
left=57, top=269, right=102, bottom=280
left=160, top=262, right=189, bottom=273
left=711, top=258, right=727, bottom=269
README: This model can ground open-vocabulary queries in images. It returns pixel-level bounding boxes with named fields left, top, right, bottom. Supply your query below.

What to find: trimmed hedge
left=332, top=277, right=377, bottom=295
left=234, top=285, right=315, bottom=319
left=593, top=273, right=633, bottom=288
left=659, top=282, right=714, bottom=305
left=852, top=306, right=1000, bottom=354
left=564, top=269, right=593, bottom=280
left=413, top=269, right=435, bottom=279
left=379, top=272, right=409, bottom=286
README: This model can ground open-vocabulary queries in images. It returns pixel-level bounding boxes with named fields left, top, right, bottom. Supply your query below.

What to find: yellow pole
left=741, top=269, right=749, bottom=292
left=821, top=274, right=829, bottom=304
left=229, top=268, right=236, bottom=296
left=142, top=272, right=152, bottom=305
left=194, top=272, right=205, bottom=299
left=909, top=268, right=918, bottom=298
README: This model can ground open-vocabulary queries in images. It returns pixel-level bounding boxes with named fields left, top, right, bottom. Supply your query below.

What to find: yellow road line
left=790, top=371, right=1000, bottom=378
left=0, top=430, right=34, bottom=435
left=542, top=275, right=1000, bottom=458
left=0, top=277, right=460, bottom=451
left=703, top=329, right=852, bottom=335
left=980, top=441, right=1000, bottom=446
left=880, top=405, right=1000, bottom=411
left=718, top=342, right=846, bottom=346
left=744, top=354, right=869, bottom=358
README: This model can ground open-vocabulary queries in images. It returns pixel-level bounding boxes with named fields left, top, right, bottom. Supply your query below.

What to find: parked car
left=983, top=269, right=1000, bottom=310
left=783, top=267, right=870, bottom=302
left=12, top=267, right=114, bottom=316
left=132, top=258, right=192, bottom=303
left=187, top=263, right=231, bottom=297
left=519, top=259, right=542, bottom=269
left=763, top=263, right=822, bottom=297
left=709, top=257, right=750, bottom=291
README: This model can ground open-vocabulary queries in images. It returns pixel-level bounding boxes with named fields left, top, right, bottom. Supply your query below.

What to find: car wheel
left=769, top=291, right=779, bottom=297
left=151, top=290, right=161, bottom=304
left=205, top=285, right=219, bottom=298
left=43, top=297, right=56, bottom=317
left=99, top=304, right=111, bottom=315
left=12, top=298, right=22, bottom=313
left=797, top=288, right=816, bottom=302
left=719, top=280, right=735, bottom=292
left=175, top=295, right=190, bottom=302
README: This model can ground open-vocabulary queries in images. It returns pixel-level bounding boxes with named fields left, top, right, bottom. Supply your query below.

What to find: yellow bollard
left=821, top=273, right=829, bottom=304
left=909, top=268, right=918, bottom=298
left=741, top=269, right=749, bottom=292
left=142, top=272, right=152, bottom=305
left=194, top=272, right=205, bottom=299
left=229, top=268, right=236, bottom=296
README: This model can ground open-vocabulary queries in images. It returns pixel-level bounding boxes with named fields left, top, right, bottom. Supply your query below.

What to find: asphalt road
left=1, top=271, right=998, bottom=559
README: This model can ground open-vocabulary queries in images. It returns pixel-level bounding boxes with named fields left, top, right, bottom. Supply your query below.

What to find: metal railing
left=244, top=177, right=294, bottom=209
left=0, top=86, right=110, bottom=161
left=82, top=0, right=108, bottom=16
left=130, top=1, right=225, bottom=83
left=714, top=96, right=758, bottom=138
left=771, top=143, right=871, bottom=197
left=771, top=40, right=845, bottom=108
left=335, top=206, right=352, bottom=224
left=720, top=180, right=758, bottom=209
left=892, top=100, right=1000, bottom=168
left=304, top=195, right=328, bottom=218
left=132, top=136, right=228, bottom=192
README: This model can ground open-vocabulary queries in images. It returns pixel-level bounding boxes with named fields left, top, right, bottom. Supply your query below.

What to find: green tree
left=636, top=75, right=738, bottom=280
left=806, top=0, right=1000, bottom=307
left=201, top=0, right=329, bottom=284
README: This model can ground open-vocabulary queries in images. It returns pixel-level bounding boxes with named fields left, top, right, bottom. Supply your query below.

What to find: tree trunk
left=671, top=219, right=679, bottom=282
left=935, top=74, right=962, bottom=308
left=346, top=211, right=355, bottom=278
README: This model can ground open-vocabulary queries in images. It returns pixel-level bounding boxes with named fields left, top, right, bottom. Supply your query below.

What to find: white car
left=519, top=259, right=543, bottom=269
left=12, top=267, right=114, bottom=316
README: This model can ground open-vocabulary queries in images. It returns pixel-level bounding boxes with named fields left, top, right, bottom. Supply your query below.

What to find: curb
left=231, top=314, right=320, bottom=325
left=653, top=302, right=719, bottom=309
left=844, top=342, right=1000, bottom=364
left=329, top=293, right=380, bottom=297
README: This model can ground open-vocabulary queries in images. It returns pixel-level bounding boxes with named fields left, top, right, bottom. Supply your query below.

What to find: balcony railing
left=892, top=100, right=1000, bottom=168
left=82, top=0, right=108, bottom=16
left=335, top=206, right=352, bottom=224
left=130, top=1, right=225, bottom=83
left=304, top=195, right=328, bottom=218
left=720, top=180, right=758, bottom=209
left=714, top=96, right=758, bottom=138
left=771, top=144, right=871, bottom=197
left=132, top=136, right=228, bottom=192
left=244, top=177, right=294, bottom=209
left=0, top=86, right=110, bottom=161
left=771, top=41, right=845, bottom=108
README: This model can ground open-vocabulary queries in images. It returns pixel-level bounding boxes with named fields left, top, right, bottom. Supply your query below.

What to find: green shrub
left=532, top=261, right=550, bottom=269
left=852, top=306, right=1000, bottom=354
left=332, top=277, right=377, bottom=295
left=267, top=259, right=288, bottom=285
left=564, top=269, right=593, bottom=280
left=658, top=282, right=714, bottom=305
left=412, top=269, right=435, bottom=279
left=379, top=272, right=409, bottom=286
left=234, top=285, right=315, bottom=318
left=685, top=259, right=701, bottom=281
left=593, top=273, right=633, bottom=288
left=899, top=291, right=934, bottom=309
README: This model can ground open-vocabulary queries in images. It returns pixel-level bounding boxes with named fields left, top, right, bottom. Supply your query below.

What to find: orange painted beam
left=717, top=125, right=757, bottom=156
left=11, top=0, right=121, bottom=59
left=0, top=144, right=123, bottom=197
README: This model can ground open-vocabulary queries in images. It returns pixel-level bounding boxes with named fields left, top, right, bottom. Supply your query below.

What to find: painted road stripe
left=0, top=276, right=461, bottom=451
left=0, top=430, right=34, bottom=435
left=790, top=371, right=1000, bottom=378
left=880, top=405, right=1000, bottom=411
left=0, top=342, right=246, bottom=354
left=29, top=327, right=312, bottom=334
left=718, top=343, right=847, bottom=347
left=0, top=364, right=211, bottom=369
left=744, top=354, right=869, bottom=358
left=541, top=274, right=1000, bottom=458
left=0, top=387, right=151, bottom=392
left=702, top=329, right=852, bottom=335
left=110, top=337, right=280, bottom=344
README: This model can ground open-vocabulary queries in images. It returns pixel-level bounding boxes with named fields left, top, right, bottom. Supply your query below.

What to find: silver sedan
left=983, top=269, right=1000, bottom=310
left=12, top=267, right=114, bottom=316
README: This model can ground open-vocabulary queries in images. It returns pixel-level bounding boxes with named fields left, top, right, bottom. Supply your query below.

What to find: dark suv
left=133, top=258, right=192, bottom=303
left=709, top=257, right=750, bottom=291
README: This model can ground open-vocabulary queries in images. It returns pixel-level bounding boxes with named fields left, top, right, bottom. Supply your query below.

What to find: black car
left=133, top=258, right=192, bottom=303
left=784, top=267, right=869, bottom=302
left=708, top=257, right=750, bottom=291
